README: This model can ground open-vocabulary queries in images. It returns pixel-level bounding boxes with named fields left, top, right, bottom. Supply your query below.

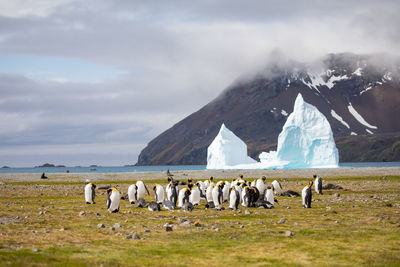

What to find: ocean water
left=0, top=162, right=399, bottom=174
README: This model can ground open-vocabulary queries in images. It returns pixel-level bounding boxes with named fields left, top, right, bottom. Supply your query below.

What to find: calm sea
left=0, top=162, right=399, bottom=173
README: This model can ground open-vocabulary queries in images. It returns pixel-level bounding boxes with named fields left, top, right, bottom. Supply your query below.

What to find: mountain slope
left=137, top=53, right=400, bottom=165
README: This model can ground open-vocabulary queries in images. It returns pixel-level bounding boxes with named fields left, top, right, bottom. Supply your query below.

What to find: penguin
left=162, top=200, right=175, bottom=210
left=84, top=181, right=96, bottom=204
left=127, top=184, right=138, bottom=204
left=153, top=184, right=165, bottom=204
left=241, top=186, right=259, bottom=207
left=148, top=201, right=161, bottom=211
left=282, top=190, right=300, bottom=197
left=229, top=188, right=240, bottom=210
left=166, top=177, right=178, bottom=206
left=314, top=174, right=322, bottom=195
left=136, top=181, right=150, bottom=200
left=222, top=181, right=230, bottom=202
left=106, top=187, right=120, bottom=213
left=189, top=184, right=201, bottom=206
left=136, top=198, right=147, bottom=208
left=208, top=176, right=215, bottom=186
left=188, top=177, right=193, bottom=184
left=203, top=180, right=210, bottom=188
left=205, top=184, right=215, bottom=208
left=272, top=180, right=283, bottom=195
left=264, top=186, right=275, bottom=207
left=196, top=182, right=207, bottom=200
left=177, top=188, right=191, bottom=208
left=255, top=177, right=266, bottom=197
left=250, top=180, right=256, bottom=187
left=182, top=201, right=194, bottom=212
left=212, top=183, right=224, bottom=209
left=302, top=181, right=313, bottom=208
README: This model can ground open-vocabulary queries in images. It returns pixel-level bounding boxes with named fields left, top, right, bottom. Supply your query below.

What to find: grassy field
left=0, top=175, right=399, bottom=266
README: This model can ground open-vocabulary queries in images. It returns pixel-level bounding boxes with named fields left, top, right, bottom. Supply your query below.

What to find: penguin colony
left=85, top=174, right=324, bottom=213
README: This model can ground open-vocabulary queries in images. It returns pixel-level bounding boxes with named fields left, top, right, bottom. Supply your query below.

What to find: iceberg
left=206, top=123, right=257, bottom=169
left=206, top=93, right=339, bottom=169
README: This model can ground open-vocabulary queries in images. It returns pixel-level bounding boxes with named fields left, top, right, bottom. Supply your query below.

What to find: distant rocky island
left=1, top=166, right=10, bottom=168
left=35, top=163, right=66, bottom=168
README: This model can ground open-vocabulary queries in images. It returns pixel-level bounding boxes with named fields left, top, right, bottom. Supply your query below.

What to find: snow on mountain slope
left=348, top=103, right=378, bottom=130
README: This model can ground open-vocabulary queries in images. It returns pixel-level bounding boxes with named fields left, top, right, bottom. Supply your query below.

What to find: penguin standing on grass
left=107, top=187, right=120, bottom=213
left=189, top=183, right=201, bottom=205
left=314, top=174, right=322, bottom=195
left=212, top=183, right=224, bottom=210
left=264, top=186, right=275, bottom=207
left=302, top=181, right=313, bottom=208
left=272, top=180, right=283, bottom=195
left=127, top=184, right=138, bottom=204
left=222, top=181, right=230, bottom=202
left=229, top=188, right=240, bottom=210
left=84, top=180, right=96, bottom=204
left=153, top=184, right=165, bottom=204
left=166, top=177, right=178, bottom=207
left=136, top=181, right=150, bottom=200
left=178, top=187, right=191, bottom=208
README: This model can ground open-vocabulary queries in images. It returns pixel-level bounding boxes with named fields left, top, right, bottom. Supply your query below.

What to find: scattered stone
left=323, top=184, right=343, bottom=190
left=126, top=235, right=133, bottom=239
left=97, top=223, right=105, bottom=228
left=113, top=223, right=121, bottom=229
left=385, top=203, right=393, bottom=207
left=278, top=218, right=286, bottom=224
left=144, top=229, right=151, bottom=233
left=294, top=222, right=299, bottom=226
left=334, top=221, right=340, bottom=224
left=79, top=211, right=86, bottom=216
left=240, top=225, right=244, bottom=229
left=229, top=236, right=237, bottom=239
left=326, top=206, right=331, bottom=211
left=31, top=248, right=38, bottom=252
left=39, top=211, right=44, bottom=215
left=380, top=176, right=386, bottom=180
left=245, top=209, right=251, bottom=215
left=133, top=233, right=141, bottom=239
left=110, top=227, right=116, bottom=231
left=96, top=213, right=101, bottom=216
left=165, top=226, right=173, bottom=232
left=285, top=231, right=294, bottom=237
left=334, top=193, right=340, bottom=198
left=215, top=228, right=220, bottom=232
left=180, top=221, right=192, bottom=226
left=194, top=221, right=201, bottom=227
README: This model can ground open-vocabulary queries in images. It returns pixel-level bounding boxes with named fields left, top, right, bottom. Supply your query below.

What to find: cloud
left=0, top=0, right=399, bottom=166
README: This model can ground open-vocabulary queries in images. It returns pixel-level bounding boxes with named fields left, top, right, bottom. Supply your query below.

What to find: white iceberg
left=206, top=93, right=339, bottom=169
left=206, top=123, right=257, bottom=169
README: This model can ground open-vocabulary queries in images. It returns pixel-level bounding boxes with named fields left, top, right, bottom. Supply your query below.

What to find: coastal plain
left=1, top=167, right=400, bottom=266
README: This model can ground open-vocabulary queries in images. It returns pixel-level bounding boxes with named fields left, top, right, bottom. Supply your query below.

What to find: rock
left=113, top=223, right=121, bottom=229
left=215, top=228, right=220, bottom=232
left=380, top=176, right=386, bottom=180
left=334, top=221, right=340, bottom=224
left=180, top=221, right=192, bottom=226
left=245, top=209, right=251, bottom=215
left=294, top=222, right=299, bottom=226
left=165, top=226, right=173, bottom=232
left=97, top=223, right=105, bottom=228
left=110, top=227, right=115, bottom=231
left=79, top=211, right=86, bottom=216
left=285, top=231, right=294, bottom=237
left=278, top=219, right=286, bottom=224
left=126, top=235, right=133, bottom=239
left=96, top=213, right=101, bottom=216
left=31, top=248, right=38, bottom=252
left=145, top=229, right=151, bottom=233
left=334, top=193, right=340, bottom=198
left=240, top=225, right=244, bottom=229
left=177, top=218, right=186, bottom=224
left=194, top=221, right=201, bottom=227
left=39, top=211, right=44, bottom=215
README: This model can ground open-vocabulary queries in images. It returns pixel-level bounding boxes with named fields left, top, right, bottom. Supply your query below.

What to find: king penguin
left=189, top=184, right=201, bottom=206
left=264, top=186, right=275, bottom=207
left=302, top=181, right=313, bottom=208
left=136, top=181, right=150, bottom=200
left=153, top=184, right=165, bottom=204
left=272, top=180, right=283, bottom=195
left=222, top=181, right=230, bottom=202
left=166, top=177, right=178, bottom=206
left=255, top=177, right=266, bottom=197
left=84, top=181, right=96, bottom=204
left=212, top=183, right=224, bottom=209
left=127, top=184, right=138, bottom=204
left=314, top=174, right=323, bottom=195
left=107, top=187, right=120, bottom=213
left=229, top=187, right=240, bottom=210
left=177, top=187, right=191, bottom=208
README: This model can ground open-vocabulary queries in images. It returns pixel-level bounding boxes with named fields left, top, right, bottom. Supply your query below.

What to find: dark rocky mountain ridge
left=137, top=53, right=400, bottom=165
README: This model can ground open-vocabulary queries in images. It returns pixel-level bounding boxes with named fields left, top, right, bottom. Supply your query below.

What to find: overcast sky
left=0, top=0, right=399, bottom=167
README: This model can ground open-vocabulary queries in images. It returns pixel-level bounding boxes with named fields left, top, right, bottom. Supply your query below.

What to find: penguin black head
left=153, top=185, right=157, bottom=191
left=239, top=174, right=243, bottom=179
left=209, top=176, right=214, bottom=181
left=267, top=186, right=272, bottom=189
left=188, top=182, right=194, bottom=190
left=313, top=174, right=317, bottom=178
left=188, top=178, right=193, bottom=183
left=262, top=176, right=266, bottom=181
left=168, top=176, right=172, bottom=182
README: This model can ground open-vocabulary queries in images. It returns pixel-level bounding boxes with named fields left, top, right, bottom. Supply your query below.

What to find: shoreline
left=1, top=166, right=399, bottom=182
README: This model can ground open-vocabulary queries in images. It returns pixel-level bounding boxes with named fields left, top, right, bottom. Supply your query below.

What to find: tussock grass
left=0, top=176, right=399, bottom=266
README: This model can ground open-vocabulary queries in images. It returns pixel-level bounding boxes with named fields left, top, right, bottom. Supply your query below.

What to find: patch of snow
left=331, top=110, right=350, bottom=129
left=353, top=67, right=362, bottom=76
left=360, top=85, right=373, bottom=95
left=366, top=129, right=373, bottom=135
left=376, top=81, right=382, bottom=85
left=350, top=132, right=357, bottom=135
left=383, top=72, right=393, bottom=81
left=348, top=103, right=377, bottom=129
left=281, top=109, right=288, bottom=116
left=326, top=74, right=348, bottom=89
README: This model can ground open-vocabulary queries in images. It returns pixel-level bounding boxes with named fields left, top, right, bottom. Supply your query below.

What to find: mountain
left=136, top=53, right=400, bottom=165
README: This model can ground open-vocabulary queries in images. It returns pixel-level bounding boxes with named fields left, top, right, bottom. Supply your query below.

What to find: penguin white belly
left=241, top=189, right=247, bottom=207
left=166, top=184, right=173, bottom=201
left=301, top=186, right=307, bottom=207
left=212, top=187, right=221, bottom=207
left=234, top=185, right=242, bottom=201
left=222, top=182, right=230, bottom=202
left=251, top=181, right=256, bottom=187
left=203, top=180, right=210, bottom=188
left=155, top=186, right=164, bottom=203
left=206, top=186, right=214, bottom=202
left=190, top=187, right=200, bottom=205
left=229, top=189, right=238, bottom=209
left=128, top=185, right=137, bottom=204
left=84, top=184, right=94, bottom=203
left=177, top=188, right=185, bottom=208
left=255, top=180, right=265, bottom=196
left=108, top=190, right=120, bottom=212
left=265, top=189, right=274, bottom=206
left=136, top=181, right=147, bottom=199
